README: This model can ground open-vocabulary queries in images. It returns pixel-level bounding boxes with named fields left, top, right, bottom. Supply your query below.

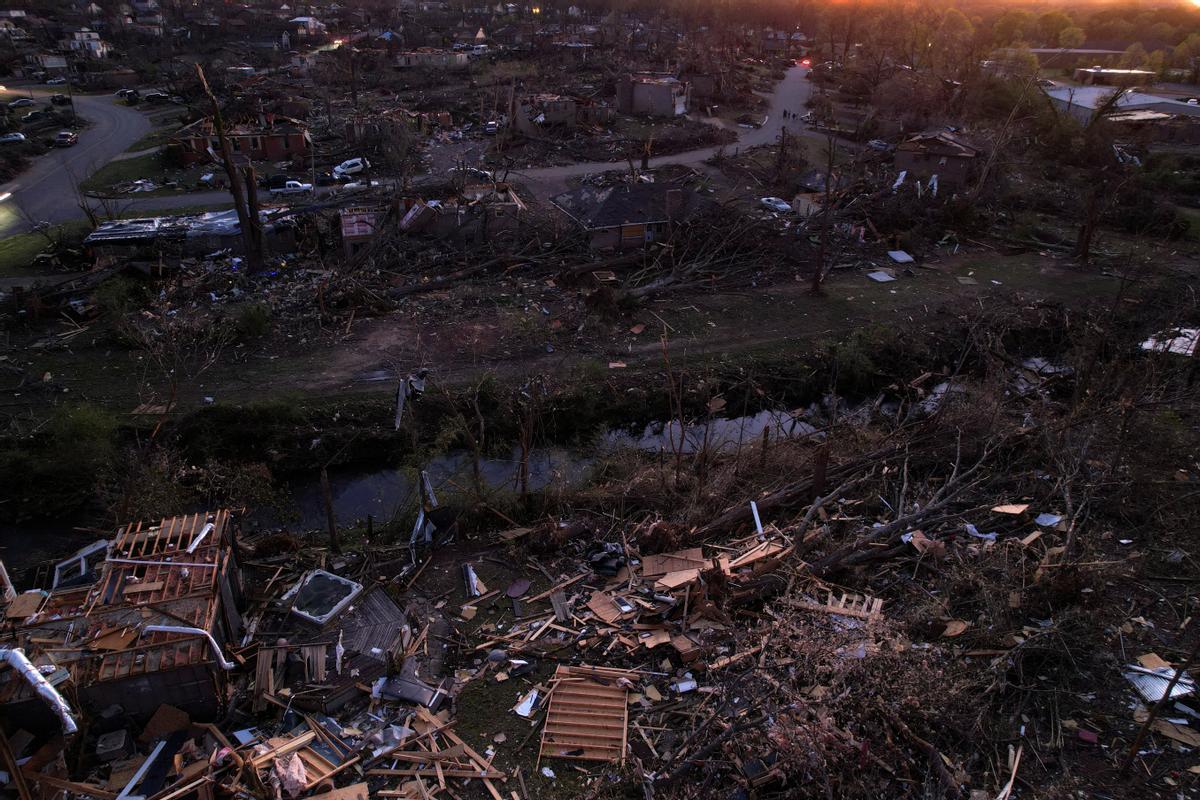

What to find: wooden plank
left=526, top=573, right=587, bottom=603
left=540, top=665, right=628, bottom=765
left=5, top=592, right=46, bottom=619
left=641, top=549, right=705, bottom=578
left=367, top=768, right=506, bottom=779
left=124, top=581, right=165, bottom=596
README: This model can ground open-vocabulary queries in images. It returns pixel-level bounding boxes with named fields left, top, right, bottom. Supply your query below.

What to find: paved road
left=509, top=65, right=816, bottom=195
left=0, top=85, right=151, bottom=236
left=2, top=66, right=819, bottom=229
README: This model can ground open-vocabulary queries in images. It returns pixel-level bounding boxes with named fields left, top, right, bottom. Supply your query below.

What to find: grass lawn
left=122, top=125, right=177, bottom=153
left=79, top=151, right=168, bottom=193
left=0, top=204, right=232, bottom=278
left=80, top=151, right=233, bottom=197
left=0, top=221, right=90, bottom=278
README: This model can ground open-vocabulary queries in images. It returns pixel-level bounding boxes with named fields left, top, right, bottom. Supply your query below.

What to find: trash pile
left=2, top=299, right=1200, bottom=799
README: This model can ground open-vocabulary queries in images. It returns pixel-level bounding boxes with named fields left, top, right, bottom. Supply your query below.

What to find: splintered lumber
left=654, top=569, right=701, bottom=591
left=718, top=541, right=790, bottom=576
left=527, top=573, right=587, bottom=604
left=641, top=548, right=706, bottom=578
left=313, top=784, right=370, bottom=800
left=585, top=591, right=627, bottom=625
left=539, top=665, right=633, bottom=764
left=413, top=708, right=506, bottom=800
left=249, top=731, right=317, bottom=769
left=791, top=590, right=884, bottom=622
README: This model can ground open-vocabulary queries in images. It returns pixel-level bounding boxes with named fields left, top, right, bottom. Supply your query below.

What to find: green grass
left=79, top=151, right=167, bottom=193
left=122, top=125, right=176, bottom=153
left=0, top=221, right=90, bottom=278
left=0, top=204, right=232, bottom=278
left=80, top=151, right=240, bottom=197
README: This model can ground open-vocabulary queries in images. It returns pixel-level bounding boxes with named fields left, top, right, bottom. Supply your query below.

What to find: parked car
left=269, top=180, right=312, bottom=196
left=760, top=196, right=792, bottom=214
left=49, top=94, right=72, bottom=105
left=483, top=120, right=499, bottom=135
left=144, top=92, right=170, bottom=103
left=337, top=179, right=382, bottom=194
left=0, top=132, right=26, bottom=143
left=22, top=110, right=49, bottom=123
left=332, top=157, right=369, bottom=178
left=867, top=139, right=893, bottom=152
left=45, top=77, right=67, bottom=85
left=262, top=174, right=292, bottom=190
left=7, top=98, right=34, bottom=108
left=315, top=173, right=340, bottom=187
left=54, top=131, right=78, bottom=147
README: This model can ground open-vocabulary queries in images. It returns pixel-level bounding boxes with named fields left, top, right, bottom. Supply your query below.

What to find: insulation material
left=0, top=647, right=79, bottom=735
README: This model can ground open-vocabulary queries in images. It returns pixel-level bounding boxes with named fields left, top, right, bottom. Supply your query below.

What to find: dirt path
left=17, top=251, right=1119, bottom=414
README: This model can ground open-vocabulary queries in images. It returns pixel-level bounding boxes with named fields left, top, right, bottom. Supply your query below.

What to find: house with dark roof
left=894, top=129, right=980, bottom=190
left=550, top=182, right=704, bottom=249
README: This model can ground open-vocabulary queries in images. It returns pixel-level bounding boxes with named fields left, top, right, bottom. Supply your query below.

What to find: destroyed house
left=252, top=571, right=436, bottom=715
left=169, top=114, right=310, bottom=166
left=894, top=129, right=980, bottom=190
left=551, top=183, right=703, bottom=249
left=398, top=182, right=528, bottom=239
left=395, top=48, right=468, bottom=69
left=0, top=511, right=244, bottom=733
left=515, top=93, right=577, bottom=133
left=617, top=73, right=689, bottom=117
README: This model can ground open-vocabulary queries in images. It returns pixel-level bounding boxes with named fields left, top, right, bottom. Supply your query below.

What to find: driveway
left=0, top=85, right=150, bottom=236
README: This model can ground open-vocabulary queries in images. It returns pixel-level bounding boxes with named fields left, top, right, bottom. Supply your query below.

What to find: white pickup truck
left=270, top=180, right=312, bottom=196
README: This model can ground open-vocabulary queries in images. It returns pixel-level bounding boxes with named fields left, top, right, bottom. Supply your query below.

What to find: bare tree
left=195, top=64, right=264, bottom=271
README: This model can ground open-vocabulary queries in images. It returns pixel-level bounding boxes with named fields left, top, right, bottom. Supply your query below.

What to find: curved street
left=0, top=66, right=816, bottom=231
left=0, top=85, right=150, bottom=236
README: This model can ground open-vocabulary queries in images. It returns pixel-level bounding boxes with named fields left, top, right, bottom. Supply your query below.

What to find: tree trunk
left=195, top=65, right=262, bottom=271
left=320, top=467, right=341, bottom=554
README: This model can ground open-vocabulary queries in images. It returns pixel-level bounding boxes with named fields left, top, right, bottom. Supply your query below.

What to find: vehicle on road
left=45, top=77, right=67, bottom=85
left=7, top=98, right=34, bottom=108
left=0, top=132, right=26, bottom=143
left=263, top=174, right=292, bottom=190
left=336, top=179, right=382, bottom=194
left=54, top=131, right=78, bottom=147
left=144, top=92, right=170, bottom=103
left=760, top=197, right=792, bottom=214
left=332, top=157, right=370, bottom=178
left=49, top=94, right=72, bottom=106
left=269, top=180, right=313, bottom=196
